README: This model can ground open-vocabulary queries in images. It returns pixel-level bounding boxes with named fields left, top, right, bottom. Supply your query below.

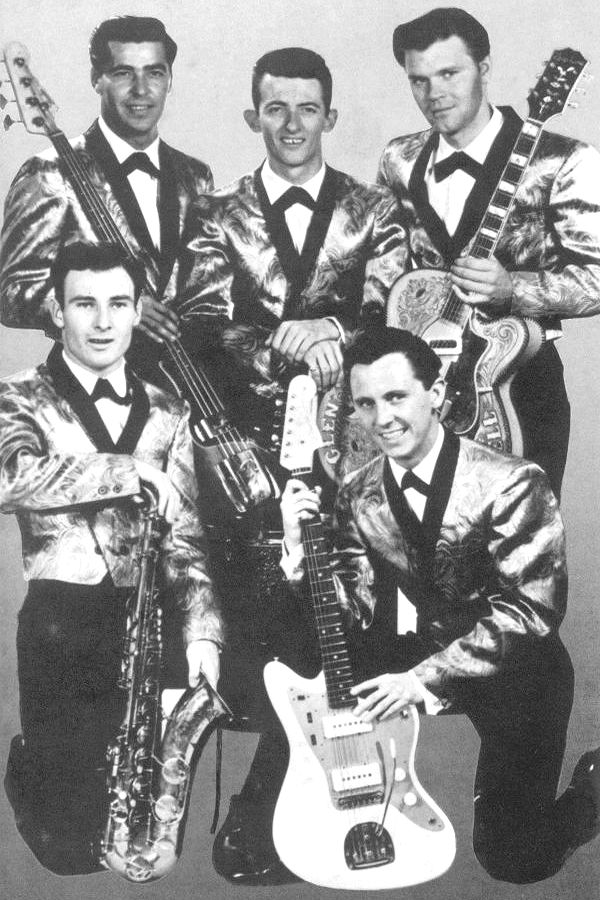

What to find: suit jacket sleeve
left=0, top=381, right=140, bottom=510
left=507, top=142, right=600, bottom=318
left=0, top=157, right=80, bottom=335
left=159, top=402, right=223, bottom=646
left=359, top=187, right=411, bottom=328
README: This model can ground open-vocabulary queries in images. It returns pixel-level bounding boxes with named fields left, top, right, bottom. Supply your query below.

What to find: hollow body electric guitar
left=2, top=42, right=278, bottom=516
left=264, top=375, right=455, bottom=890
left=387, top=48, right=588, bottom=454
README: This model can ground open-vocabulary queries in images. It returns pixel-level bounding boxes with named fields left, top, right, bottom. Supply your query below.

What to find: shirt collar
left=98, top=116, right=161, bottom=169
left=62, top=351, right=128, bottom=398
left=435, top=106, right=504, bottom=165
left=260, top=160, right=326, bottom=204
left=388, top=423, right=445, bottom=487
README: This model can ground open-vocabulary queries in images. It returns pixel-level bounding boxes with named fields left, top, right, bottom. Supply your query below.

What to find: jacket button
left=114, top=484, right=122, bottom=493
left=94, top=546, right=102, bottom=555
left=98, top=486, right=108, bottom=495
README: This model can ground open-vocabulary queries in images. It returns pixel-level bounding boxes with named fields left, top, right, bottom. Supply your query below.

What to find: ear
left=429, top=376, right=446, bottom=414
left=478, top=54, right=491, bottom=87
left=323, top=108, right=338, bottom=133
left=91, top=67, right=103, bottom=93
left=133, top=298, right=142, bottom=327
left=243, top=108, right=262, bottom=133
left=50, top=297, right=64, bottom=330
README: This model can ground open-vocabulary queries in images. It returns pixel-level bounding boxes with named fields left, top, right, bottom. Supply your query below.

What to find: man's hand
left=303, top=339, right=344, bottom=391
left=134, top=460, right=178, bottom=520
left=450, top=254, right=513, bottom=313
left=350, top=673, right=423, bottom=722
left=186, top=639, right=220, bottom=690
left=138, top=296, right=180, bottom=344
left=281, top=478, right=322, bottom=551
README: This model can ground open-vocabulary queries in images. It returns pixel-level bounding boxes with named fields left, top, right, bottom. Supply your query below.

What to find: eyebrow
left=107, top=62, right=168, bottom=72
left=67, top=294, right=134, bottom=302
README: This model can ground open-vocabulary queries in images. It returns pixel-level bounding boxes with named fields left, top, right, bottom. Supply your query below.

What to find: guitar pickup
left=331, top=763, right=382, bottom=793
left=322, top=713, right=373, bottom=739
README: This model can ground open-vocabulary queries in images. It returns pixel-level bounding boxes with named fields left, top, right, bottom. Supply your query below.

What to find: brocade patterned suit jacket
left=0, top=345, right=222, bottom=647
left=377, top=106, right=600, bottom=325
left=177, top=166, right=410, bottom=398
left=330, top=429, right=567, bottom=704
left=0, top=120, right=214, bottom=338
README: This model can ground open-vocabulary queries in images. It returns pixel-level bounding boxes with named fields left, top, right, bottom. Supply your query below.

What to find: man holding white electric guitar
left=378, top=7, right=600, bottom=498
left=279, top=325, right=600, bottom=885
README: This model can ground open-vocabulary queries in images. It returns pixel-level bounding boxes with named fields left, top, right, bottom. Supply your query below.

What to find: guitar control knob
left=394, top=767, right=407, bottom=781
left=403, top=791, right=418, bottom=807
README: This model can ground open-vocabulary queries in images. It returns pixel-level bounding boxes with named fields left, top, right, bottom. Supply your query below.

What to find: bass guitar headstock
left=527, top=48, right=589, bottom=122
left=2, top=41, right=59, bottom=135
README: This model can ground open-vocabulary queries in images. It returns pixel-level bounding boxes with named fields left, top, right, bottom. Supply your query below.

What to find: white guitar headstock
left=2, top=42, right=59, bottom=136
left=280, top=375, right=326, bottom=474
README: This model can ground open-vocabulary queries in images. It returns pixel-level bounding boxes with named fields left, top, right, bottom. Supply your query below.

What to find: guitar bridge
left=344, top=822, right=394, bottom=869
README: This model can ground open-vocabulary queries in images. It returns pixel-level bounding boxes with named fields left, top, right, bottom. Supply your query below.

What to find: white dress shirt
left=62, top=352, right=131, bottom=443
left=425, top=106, right=504, bottom=237
left=261, top=160, right=326, bottom=253
left=98, top=116, right=161, bottom=250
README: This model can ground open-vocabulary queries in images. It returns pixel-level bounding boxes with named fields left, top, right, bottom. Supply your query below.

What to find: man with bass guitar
left=378, top=7, right=600, bottom=497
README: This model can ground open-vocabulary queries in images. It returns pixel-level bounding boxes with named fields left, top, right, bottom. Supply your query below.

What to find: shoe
left=212, top=794, right=299, bottom=885
left=566, top=747, right=600, bottom=845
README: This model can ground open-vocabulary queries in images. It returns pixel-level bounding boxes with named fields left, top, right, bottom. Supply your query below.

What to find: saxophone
left=101, top=487, right=231, bottom=882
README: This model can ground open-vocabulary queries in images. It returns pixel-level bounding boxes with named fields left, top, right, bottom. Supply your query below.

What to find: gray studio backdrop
left=1, top=1, right=600, bottom=899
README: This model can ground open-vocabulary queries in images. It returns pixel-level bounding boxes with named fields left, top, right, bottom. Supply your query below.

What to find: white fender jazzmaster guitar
left=264, top=374, right=456, bottom=890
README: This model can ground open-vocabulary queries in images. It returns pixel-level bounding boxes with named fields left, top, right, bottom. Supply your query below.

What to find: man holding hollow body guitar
left=281, top=326, right=600, bottom=884
left=0, top=15, right=213, bottom=368
left=378, top=7, right=600, bottom=497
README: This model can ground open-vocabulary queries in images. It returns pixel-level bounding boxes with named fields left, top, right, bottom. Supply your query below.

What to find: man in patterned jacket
left=175, top=46, right=409, bottom=885
left=377, top=7, right=600, bottom=497
left=0, top=15, right=213, bottom=373
left=281, top=325, right=600, bottom=884
left=0, top=242, right=222, bottom=875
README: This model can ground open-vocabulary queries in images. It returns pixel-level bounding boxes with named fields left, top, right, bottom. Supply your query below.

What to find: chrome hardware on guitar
left=264, top=376, right=455, bottom=890
left=387, top=48, right=588, bottom=455
left=101, top=487, right=231, bottom=882
left=2, top=41, right=278, bottom=518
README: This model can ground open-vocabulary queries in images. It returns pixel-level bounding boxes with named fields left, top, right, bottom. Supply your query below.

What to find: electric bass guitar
left=387, top=48, right=588, bottom=454
left=2, top=41, right=278, bottom=516
left=264, top=374, right=455, bottom=890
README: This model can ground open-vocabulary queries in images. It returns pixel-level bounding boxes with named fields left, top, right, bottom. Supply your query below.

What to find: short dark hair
left=51, top=242, right=145, bottom=308
left=251, top=47, right=333, bottom=113
left=343, top=325, right=441, bottom=389
left=393, top=7, right=490, bottom=66
left=89, top=16, right=177, bottom=76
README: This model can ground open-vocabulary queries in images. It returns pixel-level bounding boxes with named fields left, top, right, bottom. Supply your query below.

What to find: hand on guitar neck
left=138, top=296, right=181, bottom=344
left=267, top=318, right=343, bottom=391
left=450, top=252, right=514, bottom=314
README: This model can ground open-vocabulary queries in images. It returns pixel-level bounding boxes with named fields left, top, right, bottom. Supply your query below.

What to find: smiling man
left=176, top=46, right=409, bottom=886
left=281, top=325, right=600, bottom=884
left=0, top=242, right=222, bottom=875
left=0, top=15, right=213, bottom=358
left=377, top=7, right=600, bottom=498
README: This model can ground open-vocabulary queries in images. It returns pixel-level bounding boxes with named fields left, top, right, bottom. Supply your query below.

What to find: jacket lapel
left=294, top=166, right=338, bottom=301
left=254, top=167, right=302, bottom=287
left=408, top=107, right=524, bottom=263
left=157, top=142, right=182, bottom=294
left=420, top=428, right=460, bottom=562
left=383, top=458, right=425, bottom=550
left=84, top=121, right=160, bottom=264
left=45, top=344, right=150, bottom=454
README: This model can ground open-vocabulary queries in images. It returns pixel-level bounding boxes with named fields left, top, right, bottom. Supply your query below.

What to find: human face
left=244, top=75, right=337, bottom=183
left=404, top=35, right=491, bottom=148
left=93, top=41, right=171, bottom=149
left=51, top=267, right=141, bottom=376
left=350, top=353, right=444, bottom=468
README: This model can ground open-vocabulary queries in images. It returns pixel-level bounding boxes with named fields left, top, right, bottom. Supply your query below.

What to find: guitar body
left=387, top=269, right=545, bottom=454
left=264, top=661, right=455, bottom=890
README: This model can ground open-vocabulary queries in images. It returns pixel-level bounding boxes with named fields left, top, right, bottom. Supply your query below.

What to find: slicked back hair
left=343, top=325, right=442, bottom=389
left=251, top=47, right=333, bottom=113
left=51, top=241, right=145, bottom=308
left=90, top=15, right=177, bottom=77
left=392, top=7, right=490, bottom=66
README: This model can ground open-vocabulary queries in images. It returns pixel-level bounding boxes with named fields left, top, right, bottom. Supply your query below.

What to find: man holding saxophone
left=0, top=241, right=223, bottom=875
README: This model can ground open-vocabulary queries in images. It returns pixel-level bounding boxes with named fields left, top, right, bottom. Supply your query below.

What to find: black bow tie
left=121, top=152, right=160, bottom=178
left=433, top=151, right=483, bottom=182
left=90, top=378, right=132, bottom=406
left=401, top=469, right=430, bottom=496
left=272, top=186, right=316, bottom=213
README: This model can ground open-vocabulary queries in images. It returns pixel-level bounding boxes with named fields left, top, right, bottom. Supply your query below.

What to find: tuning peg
left=3, top=113, right=17, bottom=130
left=567, top=101, right=579, bottom=109
left=0, top=94, right=8, bottom=109
left=574, top=87, right=587, bottom=93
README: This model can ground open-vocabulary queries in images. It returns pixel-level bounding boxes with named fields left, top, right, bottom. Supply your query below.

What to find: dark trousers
left=5, top=578, right=129, bottom=875
left=511, top=341, right=570, bottom=499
